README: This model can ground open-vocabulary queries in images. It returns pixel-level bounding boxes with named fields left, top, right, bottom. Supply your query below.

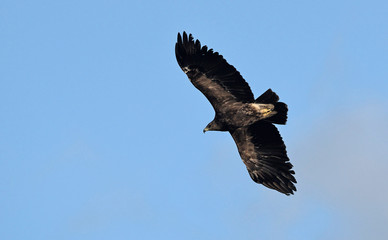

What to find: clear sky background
left=1, top=0, right=388, bottom=239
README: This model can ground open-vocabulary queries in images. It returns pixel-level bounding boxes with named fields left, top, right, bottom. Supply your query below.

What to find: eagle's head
left=203, top=119, right=226, bottom=133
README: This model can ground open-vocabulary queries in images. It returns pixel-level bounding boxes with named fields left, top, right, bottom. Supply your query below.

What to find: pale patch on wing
left=182, top=66, right=190, bottom=73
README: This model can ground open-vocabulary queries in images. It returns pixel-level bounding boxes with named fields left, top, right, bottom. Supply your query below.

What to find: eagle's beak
left=203, top=128, right=209, bottom=133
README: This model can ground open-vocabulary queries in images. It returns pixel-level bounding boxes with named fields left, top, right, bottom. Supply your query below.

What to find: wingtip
left=177, top=32, right=182, bottom=43
left=177, top=31, right=190, bottom=46
left=182, top=31, right=188, bottom=44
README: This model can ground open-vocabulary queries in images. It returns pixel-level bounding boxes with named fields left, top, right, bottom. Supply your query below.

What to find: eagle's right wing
left=175, top=32, right=254, bottom=112
left=230, top=121, right=297, bottom=195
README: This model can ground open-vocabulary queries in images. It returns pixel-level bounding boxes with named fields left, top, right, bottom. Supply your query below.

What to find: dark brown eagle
left=175, top=32, right=296, bottom=195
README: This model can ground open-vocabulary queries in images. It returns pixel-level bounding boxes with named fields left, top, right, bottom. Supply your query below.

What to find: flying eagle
left=175, top=32, right=296, bottom=195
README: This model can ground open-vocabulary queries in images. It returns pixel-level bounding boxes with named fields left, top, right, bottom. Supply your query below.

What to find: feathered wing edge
left=230, top=121, right=296, bottom=195
left=175, top=32, right=255, bottom=103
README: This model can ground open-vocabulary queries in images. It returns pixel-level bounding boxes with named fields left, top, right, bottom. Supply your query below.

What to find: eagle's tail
left=269, top=102, right=288, bottom=124
left=256, top=89, right=288, bottom=125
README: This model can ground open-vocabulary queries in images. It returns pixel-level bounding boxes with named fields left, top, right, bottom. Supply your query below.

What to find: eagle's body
left=175, top=32, right=296, bottom=195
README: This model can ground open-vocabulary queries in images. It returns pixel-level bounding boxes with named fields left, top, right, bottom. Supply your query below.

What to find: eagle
left=175, top=32, right=296, bottom=195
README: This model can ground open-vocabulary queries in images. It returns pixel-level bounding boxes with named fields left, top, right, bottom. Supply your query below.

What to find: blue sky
left=1, top=0, right=388, bottom=239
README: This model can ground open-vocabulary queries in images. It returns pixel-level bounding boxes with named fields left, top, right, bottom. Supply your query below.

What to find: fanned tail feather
left=256, top=89, right=288, bottom=125
left=268, top=102, right=288, bottom=124
left=255, top=88, right=279, bottom=104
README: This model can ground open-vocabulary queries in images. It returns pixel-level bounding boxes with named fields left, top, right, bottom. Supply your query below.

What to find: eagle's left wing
left=230, top=121, right=297, bottom=195
left=175, top=32, right=254, bottom=112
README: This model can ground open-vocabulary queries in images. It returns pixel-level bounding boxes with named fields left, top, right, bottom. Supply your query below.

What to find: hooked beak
left=203, top=128, right=209, bottom=133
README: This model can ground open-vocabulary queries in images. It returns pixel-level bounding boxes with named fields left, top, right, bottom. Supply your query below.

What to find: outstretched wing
left=175, top=32, right=254, bottom=112
left=230, top=121, right=296, bottom=195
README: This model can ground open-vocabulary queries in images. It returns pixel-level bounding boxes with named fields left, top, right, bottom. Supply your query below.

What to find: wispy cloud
left=293, top=103, right=388, bottom=239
